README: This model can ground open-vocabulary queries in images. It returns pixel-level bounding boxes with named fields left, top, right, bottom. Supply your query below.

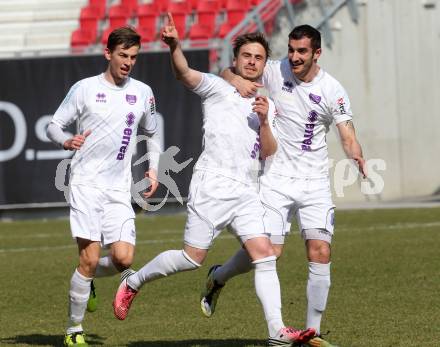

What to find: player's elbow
left=261, top=142, right=277, bottom=160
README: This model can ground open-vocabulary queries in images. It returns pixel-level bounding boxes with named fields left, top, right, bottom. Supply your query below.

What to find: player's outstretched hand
left=161, top=12, right=179, bottom=47
left=63, top=129, right=91, bottom=151
left=353, top=155, right=367, bottom=178
left=252, top=96, right=269, bottom=125
left=143, top=169, right=159, bottom=198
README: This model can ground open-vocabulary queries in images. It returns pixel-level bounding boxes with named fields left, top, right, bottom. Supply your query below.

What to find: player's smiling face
left=233, top=42, right=267, bottom=82
left=287, top=37, right=321, bottom=82
left=104, top=44, right=140, bottom=85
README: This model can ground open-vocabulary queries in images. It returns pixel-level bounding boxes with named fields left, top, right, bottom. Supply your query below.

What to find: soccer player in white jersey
left=46, top=27, right=161, bottom=347
left=112, top=14, right=315, bottom=346
left=204, top=25, right=367, bottom=347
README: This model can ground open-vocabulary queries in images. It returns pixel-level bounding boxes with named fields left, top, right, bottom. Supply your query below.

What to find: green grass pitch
left=1, top=207, right=439, bottom=346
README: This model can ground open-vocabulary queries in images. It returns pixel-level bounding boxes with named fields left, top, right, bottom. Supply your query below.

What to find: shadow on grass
left=0, top=333, right=104, bottom=346
left=128, top=339, right=266, bottom=347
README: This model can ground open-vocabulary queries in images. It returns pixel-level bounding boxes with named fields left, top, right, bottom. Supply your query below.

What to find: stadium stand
left=0, top=0, right=87, bottom=55
left=0, top=0, right=307, bottom=68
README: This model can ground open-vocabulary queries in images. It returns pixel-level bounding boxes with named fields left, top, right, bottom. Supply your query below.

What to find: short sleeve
left=329, top=83, right=353, bottom=124
left=51, top=81, right=82, bottom=128
left=262, top=59, right=279, bottom=93
left=192, top=73, right=222, bottom=99
left=139, top=87, right=158, bottom=134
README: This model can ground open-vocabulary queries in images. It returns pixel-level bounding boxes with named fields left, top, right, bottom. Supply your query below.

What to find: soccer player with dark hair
left=211, top=24, right=367, bottom=347
left=47, top=26, right=161, bottom=346
left=112, top=14, right=316, bottom=347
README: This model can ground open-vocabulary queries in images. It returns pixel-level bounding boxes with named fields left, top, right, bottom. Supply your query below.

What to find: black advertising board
left=0, top=50, right=208, bottom=206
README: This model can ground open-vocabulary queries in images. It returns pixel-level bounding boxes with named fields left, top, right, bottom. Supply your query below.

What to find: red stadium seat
left=188, top=0, right=200, bottom=10
left=154, top=0, right=170, bottom=13
left=137, top=26, right=157, bottom=43
left=218, top=0, right=228, bottom=9
left=225, top=0, right=250, bottom=26
left=120, top=0, right=139, bottom=15
left=71, top=28, right=97, bottom=47
left=79, top=6, right=101, bottom=31
left=108, top=5, right=130, bottom=28
left=137, top=3, right=160, bottom=35
left=218, top=22, right=232, bottom=38
left=196, top=0, right=220, bottom=33
left=89, top=0, right=105, bottom=6
left=167, top=1, right=190, bottom=36
left=189, top=24, right=214, bottom=40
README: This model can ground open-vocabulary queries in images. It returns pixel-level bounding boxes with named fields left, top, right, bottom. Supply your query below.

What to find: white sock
left=66, top=269, right=92, bottom=334
left=253, top=256, right=284, bottom=338
left=213, top=247, right=253, bottom=285
left=306, top=262, right=331, bottom=335
left=94, top=255, right=119, bottom=278
left=127, top=250, right=200, bottom=291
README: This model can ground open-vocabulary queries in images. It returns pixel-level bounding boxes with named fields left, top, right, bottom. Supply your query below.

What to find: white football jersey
left=51, top=73, right=157, bottom=191
left=262, top=58, right=353, bottom=178
left=192, top=73, right=276, bottom=184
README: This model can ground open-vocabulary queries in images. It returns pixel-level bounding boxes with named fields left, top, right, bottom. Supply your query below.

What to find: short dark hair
left=233, top=32, right=271, bottom=60
left=288, top=25, right=321, bottom=51
left=107, top=26, right=141, bottom=52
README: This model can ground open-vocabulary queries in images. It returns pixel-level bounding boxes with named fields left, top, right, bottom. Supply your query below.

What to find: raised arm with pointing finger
left=162, top=13, right=202, bottom=89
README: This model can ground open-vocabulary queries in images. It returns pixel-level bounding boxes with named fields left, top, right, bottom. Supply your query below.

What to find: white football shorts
left=184, top=170, right=268, bottom=249
left=69, top=184, right=136, bottom=246
left=259, top=173, right=335, bottom=244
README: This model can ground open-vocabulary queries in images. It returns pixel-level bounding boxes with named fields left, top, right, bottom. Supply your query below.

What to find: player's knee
left=306, top=239, right=331, bottom=263
left=243, top=236, right=274, bottom=261
left=79, top=255, right=99, bottom=275
left=272, top=244, right=284, bottom=259
left=183, top=245, right=207, bottom=265
left=112, top=255, right=133, bottom=271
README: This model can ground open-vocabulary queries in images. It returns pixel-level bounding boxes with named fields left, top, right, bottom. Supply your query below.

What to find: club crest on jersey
left=96, top=93, right=106, bottom=103
left=126, top=94, right=137, bottom=105
left=126, top=112, right=135, bottom=127
left=309, top=93, right=321, bottom=104
left=282, top=80, right=293, bottom=93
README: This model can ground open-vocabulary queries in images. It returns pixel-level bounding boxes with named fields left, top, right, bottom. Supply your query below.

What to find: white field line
left=0, top=228, right=183, bottom=240
left=0, top=235, right=235, bottom=254
left=0, top=221, right=439, bottom=254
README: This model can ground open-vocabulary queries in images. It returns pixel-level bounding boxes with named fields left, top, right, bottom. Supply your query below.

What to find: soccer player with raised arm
left=202, top=25, right=367, bottom=347
left=112, top=14, right=315, bottom=346
left=46, top=27, right=161, bottom=347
